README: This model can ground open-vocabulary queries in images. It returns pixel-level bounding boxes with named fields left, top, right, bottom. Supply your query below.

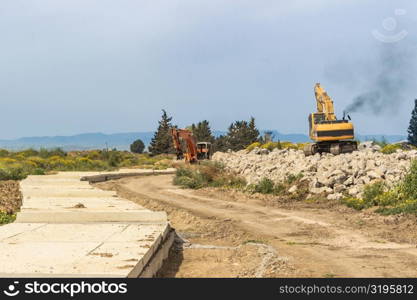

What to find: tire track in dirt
left=97, top=175, right=417, bottom=277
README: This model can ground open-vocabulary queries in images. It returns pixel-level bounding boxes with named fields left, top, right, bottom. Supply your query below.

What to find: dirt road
left=96, top=175, right=417, bottom=277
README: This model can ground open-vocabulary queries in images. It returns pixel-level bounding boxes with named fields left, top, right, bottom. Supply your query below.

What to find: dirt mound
left=0, top=181, right=22, bottom=213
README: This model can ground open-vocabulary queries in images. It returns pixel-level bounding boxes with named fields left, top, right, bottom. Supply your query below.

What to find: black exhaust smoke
left=326, top=41, right=417, bottom=116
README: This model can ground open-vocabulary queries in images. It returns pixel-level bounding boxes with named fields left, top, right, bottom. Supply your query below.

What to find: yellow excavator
left=303, top=83, right=357, bottom=156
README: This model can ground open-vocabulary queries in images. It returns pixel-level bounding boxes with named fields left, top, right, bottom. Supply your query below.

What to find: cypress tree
left=408, top=99, right=417, bottom=146
left=148, top=110, right=174, bottom=154
left=247, top=117, right=260, bottom=143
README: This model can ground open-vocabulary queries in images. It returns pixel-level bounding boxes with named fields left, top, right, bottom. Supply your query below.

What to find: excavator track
left=304, top=141, right=357, bottom=156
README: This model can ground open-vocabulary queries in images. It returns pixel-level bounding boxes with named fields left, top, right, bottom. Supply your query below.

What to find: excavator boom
left=314, top=83, right=336, bottom=121
left=170, top=128, right=198, bottom=163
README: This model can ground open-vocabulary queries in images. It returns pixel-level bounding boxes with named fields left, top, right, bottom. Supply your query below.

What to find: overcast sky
left=0, top=0, right=416, bottom=139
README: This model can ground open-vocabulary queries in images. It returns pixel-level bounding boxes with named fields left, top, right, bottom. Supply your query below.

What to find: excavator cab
left=308, top=113, right=354, bottom=141
left=196, top=142, right=212, bottom=160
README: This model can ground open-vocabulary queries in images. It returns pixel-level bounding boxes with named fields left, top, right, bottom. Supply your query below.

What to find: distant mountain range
left=0, top=131, right=407, bottom=151
left=0, top=132, right=154, bottom=151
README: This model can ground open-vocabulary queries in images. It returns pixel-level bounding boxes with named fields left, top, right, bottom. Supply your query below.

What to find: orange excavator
left=170, top=128, right=212, bottom=163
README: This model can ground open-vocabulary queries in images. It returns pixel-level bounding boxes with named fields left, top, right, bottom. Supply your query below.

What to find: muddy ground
left=96, top=174, right=417, bottom=278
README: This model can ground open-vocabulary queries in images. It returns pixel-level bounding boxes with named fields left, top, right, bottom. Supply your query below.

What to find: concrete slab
left=20, top=200, right=140, bottom=211
left=0, top=169, right=175, bottom=277
left=80, top=168, right=176, bottom=183
left=16, top=210, right=167, bottom=223
left=22, top=189, right=117, bottom=198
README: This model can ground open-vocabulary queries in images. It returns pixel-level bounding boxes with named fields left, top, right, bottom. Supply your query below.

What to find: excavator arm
left=170, top=128, right=198, bottom=163
left=170, top=128, right=184, bottom=160
left=314, top=83, right=336, bottom=121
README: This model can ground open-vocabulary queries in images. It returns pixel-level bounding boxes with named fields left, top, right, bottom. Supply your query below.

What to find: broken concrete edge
left=15, top=210, right=168, bottom=224
left=80, top=170, right=176, bottom=183
left=134, top=225, right=175, bottom=278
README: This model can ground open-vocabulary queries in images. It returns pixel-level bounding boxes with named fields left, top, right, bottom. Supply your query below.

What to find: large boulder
left=327, top=193, right=343, bottom=200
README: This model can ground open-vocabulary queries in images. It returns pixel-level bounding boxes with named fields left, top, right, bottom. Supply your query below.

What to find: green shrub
left=280, top=142, right=298, bottom=150
left=173, top=169, right=206, bottom=189
left=376, top=200, right=417, bottom=215
left=0, top=166, right=28, bottom=180
left=373, top=189, right=401, bottom=206
left=273, top=183, right=286, bottom=195
left=39, top=147, right=66, bottom=158
left=0, top=149, right=173, bottom=180
left=107, top=151, right=123, bottom=167
left=20, top=149, right=39, bottom=158
left=173, top=175, right=205, bottom=189
left=26, top=156, right=47, bottom=169
left=342, top=197, right=368, bottom=210
left=86, top=150, right=101, bottom=160
left=176, top=167, right=193, bottom=178
left=381, top=144, right=402, bottom=154
left=246, top=142, right=262, bottom=152
left=362, top=181, right=385, bottom=204
left=246, top=141, right=302, bottom=152
left=342, top=182, right=386, bottom=210
left=0, top=149, right=9, bottom=157
left=399, top=160, right=417, bottom=199
left=32, top=168, right=46, bottom=175
left=0, top=212, right=15, bottom=225
left=286, top=173, right=303, bottom=185
left=261, top=142, right=280, bottom=151
left=253, top=178, right=275, bottom=194
left=173, top=162, right=246, bottom=190
left=246, top=178, right=286, bottom=195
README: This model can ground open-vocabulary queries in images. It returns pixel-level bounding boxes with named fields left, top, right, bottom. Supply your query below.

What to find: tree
left=191, top=120, right=215, bottom=143
left=408, top=99, right=417, bottom=146
left=130, top=139, right=145, bottom=154
left=213, top=135, right=229, bottom=152
left=213, top=117, right=260, bottom=152
left=228, top=117, right=260, bottom=151
left=148, top=110, right=174, bottom=155
left=247, top=117, right=260, bottom=143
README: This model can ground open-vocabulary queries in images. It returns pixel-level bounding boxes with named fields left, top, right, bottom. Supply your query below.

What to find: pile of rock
left=212, top=142, right=417, bottom=200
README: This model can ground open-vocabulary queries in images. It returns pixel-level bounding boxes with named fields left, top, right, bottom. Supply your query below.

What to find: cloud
left=0, top=0, right=414, bottom=138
